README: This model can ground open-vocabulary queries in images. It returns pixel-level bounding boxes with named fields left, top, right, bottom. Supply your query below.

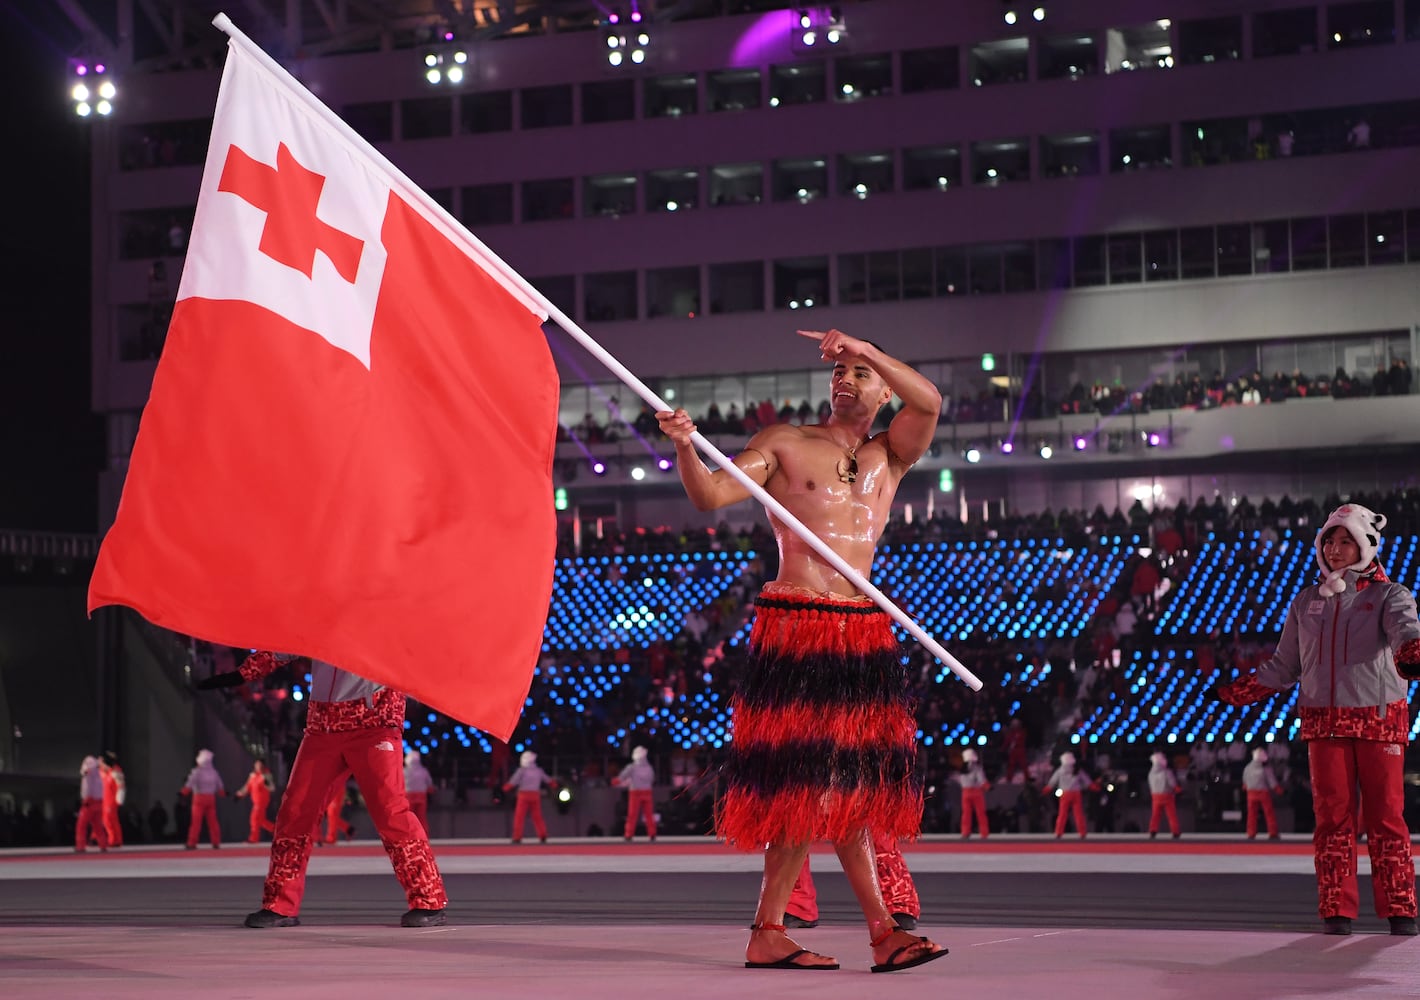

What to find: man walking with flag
left=199, top=653, right=447, bottom=928
left=657, top=328, right=947, bottom=974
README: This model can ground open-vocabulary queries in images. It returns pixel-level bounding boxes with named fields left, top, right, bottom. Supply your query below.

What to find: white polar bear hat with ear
left=520, top=751, right=537, bottom=767
left=196, top=749, right=214, bottom=766
left=1059, top=752, right=1076, bottom=766
left=405, top=750, right=421, bottom=766
left=1316, top=503, right=1386, bottom=596
left=1252, top=747, right=1268, bottom=763
left=1150, top=752, right=1168, bottom=768
left=631, top=746, right=648, bottom=762
left=962, top=748, right=978, bottom=763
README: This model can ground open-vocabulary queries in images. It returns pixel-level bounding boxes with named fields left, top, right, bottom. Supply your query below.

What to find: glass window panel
left=834, top=53, right=892, bottom=101
left=968, top=245, right=1004, bottom=294
left=773, top=256, right=829, bottom=310
left=1291, top=216, right=1329, bottom=270
left=839, top=253, right=867, bottom=305
left=522, top=177, right=574, bottom=222
left=1180, top=226, right=1216, bottom=279
left=1072, top=236, right=1106, bottom=287
left=838, top=151, right=894, bottom=198
left=535, top=275, right=575, bottom=318
left=581, top=79, right=635, bottom=124
left=1406, top=208, right=1420, bottom=262
left=1409, top=0, right=1420, bottom=40
left=868, top=251, right=901, bottom=302
left=971, top=138, right=1030, bottom=185
left=460, top=90, right=512, bottom=134
left=710, top=162, right=763, bottom=207
left=707, top=68, right=760, bottom=112
left=1107, top=233, right=1142, bottom=283
left=1143, top=231, right=1178, bottom=281
left=709, top=261, right=764, bottom=314
left=583, top=173, right=637, bottom=218
left=521, top=84, right=573, bottom=128
left=1178, top=16, right=1243, bottom=64
left=1326, top=1, right=1396, bottom=49
left=903, top=145, right=960, bottom=191
left=969, top=38, right=1028, bottom=86
left=1216, top=223, right=1252, bottom=276
left=1328, top=214, right=1366, bottom=267
left=901, top=46, right=959, bottom=92
left=584, top=270, right=637, bottom=322
left=1184, top=118, right=1251, bottom=166
left=936, top=247, right=967, bottom=295
left=646, top=266, right=700, bottom=318
left=1039, top=34, right=1099, bottom=80
left=646, top=168, right=699, bottom=213
left=1103, top=23, right=1173, bottom=73
left=343, top=102, right=392, bottom=143
left=645, top=74, right=697, bottom=118
left=1110, top=125, right=1172, bottom=172
left=1003, top=243, right=1036, bottom=292
left=1254, top=221, right=1291, bottom=272
left=772, top=156, right=828, bottom=202
left=1253, top=7, right=1319, bottom=57
left=401, top=97, right=452, bottom=140
left=1037, top=238, right=1071, bottom=289
left=902, top=248, right=934, bottom=299
left=769, top=62, right=826, bottom=107
left=1041, top=133, right=1100, bottom=178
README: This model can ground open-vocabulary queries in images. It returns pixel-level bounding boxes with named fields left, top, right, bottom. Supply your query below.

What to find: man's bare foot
left=869, top=927, right=945, bottom=971
left=746, top=925, right=838, bottom=969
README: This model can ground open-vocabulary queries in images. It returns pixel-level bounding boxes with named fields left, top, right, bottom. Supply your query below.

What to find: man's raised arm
left=655, top=409, right=778, bottom=511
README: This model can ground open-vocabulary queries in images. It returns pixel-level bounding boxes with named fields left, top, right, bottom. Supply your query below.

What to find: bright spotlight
left=657, top=457, right=673, bottom=471
left=1033, top=6, right=1046, bottom=20
left=424, top=52, right=439, bottom=67
left=1039, top=444, right=1053, bottom=459
left=453, top=50, right=468, bottom=64
left=609, top=50, right=624, bottom=66
left=75, top=102, right=92, bottom=117
left=447, top=66, right=464, bottom=83
left=965, top=447, right=982, bottom=464
left=1004, top=10, right=1018, bottom=24
left=72, top=84, right=89, bottom=102
left=631, top=48, right=646, bottom=63
left=426, top=68, right=441, bottom=84
left=630, top=466, right=646, bottom=481
left=592, top=461, right=607, bottom=475
left=1000, top=441, right=1014, bottom=455
left=1073, top=435, right=1088, bottom=451
left=802, top=30, right=817, bottom=45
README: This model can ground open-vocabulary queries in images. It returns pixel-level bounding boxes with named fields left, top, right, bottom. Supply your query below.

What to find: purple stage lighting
left=657, top=457, right=673, bottom=471
left=1000, top=441, right=1014, bottom=455
left=1146, top=432, right=1162, bottom=447
left=76, top=64, right=88, bottom=76
left=1073, top=436, right=1088, bottom=451
left=592, top=461, right=607, bottom=475
left=609, top=12, right=619, bottom=23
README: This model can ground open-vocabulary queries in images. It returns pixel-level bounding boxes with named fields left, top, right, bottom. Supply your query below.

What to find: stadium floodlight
left=71, top=60, right=116, bottom=118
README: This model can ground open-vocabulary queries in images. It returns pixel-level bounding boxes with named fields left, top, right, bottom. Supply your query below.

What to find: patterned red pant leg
left=1355, top=739, right=1417, bottom=918
left=262, top=730, right=354, bottom=916
left=873, top=833, right=920, bottom=919
left=1310, top=738, right=1361, bottom=918
left=347, top=727, right=447, bottom=910
left=786, top=856, right=818, bottom=921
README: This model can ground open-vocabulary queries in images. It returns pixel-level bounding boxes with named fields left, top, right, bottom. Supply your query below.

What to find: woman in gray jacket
left=1219, top=503, right=1420, bottom=936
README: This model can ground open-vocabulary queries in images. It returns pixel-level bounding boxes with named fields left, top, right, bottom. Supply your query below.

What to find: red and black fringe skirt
left=716, top=586, right=922, bottom=849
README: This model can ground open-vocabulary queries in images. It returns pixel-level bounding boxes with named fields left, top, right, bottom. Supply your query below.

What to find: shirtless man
left=657, top=328, right=947, bottom=973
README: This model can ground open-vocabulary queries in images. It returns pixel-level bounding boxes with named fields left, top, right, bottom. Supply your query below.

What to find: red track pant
left=76, top=799, right=109, bottom=851
left=247, top=795, right=275, bottom=842
left=407, top=792, right=429, bottom=835
left=624, top=789, right=656, bottom=839
left=188, top=793, right=220, bottom=848
left=1054, top=790, right=1086, bottom=838
left=1309, top=737, right=1417, bottom=919
left=261, top=727, right=446, bottom=917
left=102, top=804, right=123, bottom=847
left=512, top=791, right=547, bottom=842
left=961, top=787, right=989, bottom=838
left=1149, top=794, right=1180, bottom=836
left=1245, top=790, right=1278, bottom=838
left=786, top=833, right=920, bottom=922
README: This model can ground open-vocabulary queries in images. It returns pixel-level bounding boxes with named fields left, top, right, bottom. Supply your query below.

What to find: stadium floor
left=1, top=834, right=1417, bottom=999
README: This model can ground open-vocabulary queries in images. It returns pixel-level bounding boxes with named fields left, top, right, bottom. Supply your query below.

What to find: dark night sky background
left=1, top=2, right=107, bottom=533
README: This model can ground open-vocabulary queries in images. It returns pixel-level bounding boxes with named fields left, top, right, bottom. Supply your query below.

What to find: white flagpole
left=209, top=14, right=981, bottom=692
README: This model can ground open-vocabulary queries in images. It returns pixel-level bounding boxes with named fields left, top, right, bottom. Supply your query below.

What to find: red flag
left=88, top=41, right=559, bottom=741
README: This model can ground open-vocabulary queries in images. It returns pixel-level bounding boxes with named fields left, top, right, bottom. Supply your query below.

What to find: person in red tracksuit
left=236, top=760, right=277, bottom=843
left=1146, top=751, right=1182, bottom=840
left=181, top=749, right=226, bottom=848
left=957, top=748, right=990, bottom=840
left=1046, top=752, right=1094, bottom=839
left=75, top=755, right=109, bottom=853
left=1218, top=502, right=1420, bottom=936
left=322, top=773, right=356, bottom=844
left=100, top=751, right=126, bottom=848
left=196, top=652, right=447, bottom=928
left=612, top=746, right=657, bottom=842
left=1242, top=748, right=1282, bottom=840
left=503, top=751, right=554, bottom=843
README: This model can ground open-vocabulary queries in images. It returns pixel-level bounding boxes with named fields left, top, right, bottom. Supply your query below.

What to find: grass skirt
left=716, top=586, right=922, bottom=848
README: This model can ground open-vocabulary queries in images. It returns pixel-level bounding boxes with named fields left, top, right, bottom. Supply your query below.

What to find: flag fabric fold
left=88, top=39, right=559, bottom=741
